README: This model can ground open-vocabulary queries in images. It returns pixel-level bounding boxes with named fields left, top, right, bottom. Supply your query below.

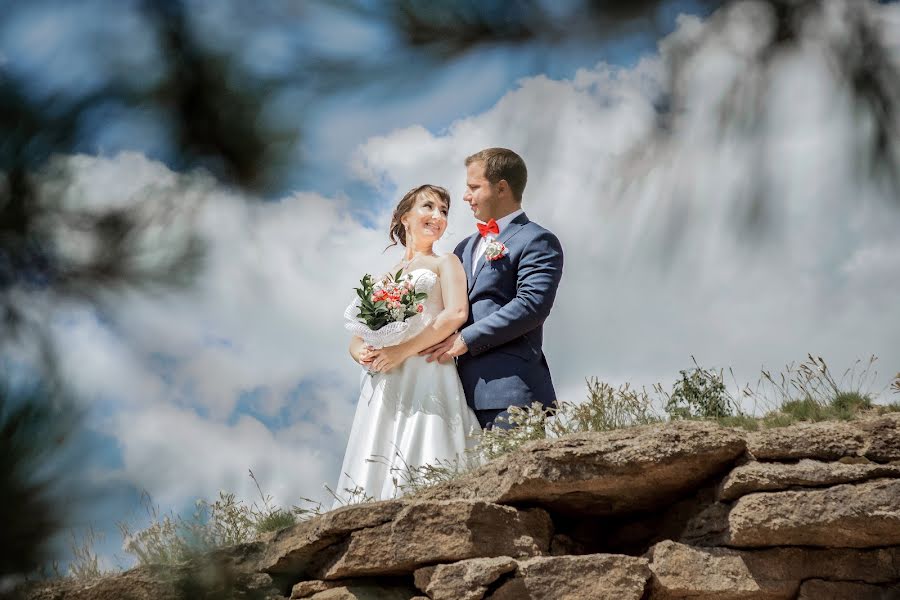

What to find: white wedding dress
left=333, top=268, right=481, bottom=507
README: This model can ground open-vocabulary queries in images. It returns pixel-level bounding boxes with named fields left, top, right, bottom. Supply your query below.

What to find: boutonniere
left=484, top=238, right=508, bottom=261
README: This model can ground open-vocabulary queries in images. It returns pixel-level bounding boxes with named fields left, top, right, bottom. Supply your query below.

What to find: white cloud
left=24, top=0, right=900, bottom=531
left=39, top=152, right=398, bottom=507
left=354, top=0, right=900, bottom=403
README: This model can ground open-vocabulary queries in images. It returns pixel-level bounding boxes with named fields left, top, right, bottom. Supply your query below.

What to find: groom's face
left=464, top=161, right=501, bottom=222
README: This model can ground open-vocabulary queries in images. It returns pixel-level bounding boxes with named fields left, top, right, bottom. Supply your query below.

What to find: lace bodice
left=343, top=268, right=442, bottom=348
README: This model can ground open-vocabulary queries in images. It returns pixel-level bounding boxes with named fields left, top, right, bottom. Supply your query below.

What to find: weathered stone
left=308, top=584, right=417, bottom=600
left=416, top=556, right=517, bottom=600
left=419, top=420, right=745, bottom=514
left=649, top=541, right=794, bottom=599
left=747, top=421, right=867, bottom=461
left=718, top=459, right=900, bottom=501
left=727, top=478, right=900, bottom=547
left=859, top=413, right=900, bottom=462
left=293, top=580, right=342, bottom=599
left=488, top=554, right=650, bottom=600
left=680, top=501, right=732, bottom=547
left=321, top=501, right=551, bottom=579
left=19, top=567, right=181, bottom=600
left=797, top=580, right=900, bottom=600
left=649, top=541, right=900, bottom=599
left=263, top=500, right=405, bottom=576
left=747, top=414, right=900, bottom=463
left=19, top=558, right=284, bottom=600
left=412, top=566, right=436, bottom=594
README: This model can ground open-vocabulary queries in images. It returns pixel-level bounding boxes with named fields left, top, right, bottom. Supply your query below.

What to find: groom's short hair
left=465, top=148, right=527, bottom=202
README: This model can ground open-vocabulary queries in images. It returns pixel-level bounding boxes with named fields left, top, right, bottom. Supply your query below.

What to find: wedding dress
left=333, top=268, right=481, bottom=507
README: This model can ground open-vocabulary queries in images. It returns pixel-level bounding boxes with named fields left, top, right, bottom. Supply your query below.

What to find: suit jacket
left=454, top=212, right=564, bottom=411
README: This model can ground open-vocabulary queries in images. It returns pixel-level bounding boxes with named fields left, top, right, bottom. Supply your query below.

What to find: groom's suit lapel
left=462, top=233, right=477, bottom=288
left=469, top=212, right=530, bottom=293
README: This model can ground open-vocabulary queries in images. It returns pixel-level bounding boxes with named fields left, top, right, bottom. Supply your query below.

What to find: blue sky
left=5, top=0, right=900, bottom=574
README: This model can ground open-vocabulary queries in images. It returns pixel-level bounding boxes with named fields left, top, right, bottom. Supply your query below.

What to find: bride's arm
left=368, top=255, right=468, bottom=372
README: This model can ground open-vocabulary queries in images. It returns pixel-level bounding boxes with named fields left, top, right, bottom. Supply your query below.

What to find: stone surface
left=746, top=414, right=900, bottom=462
left=859, top=413, right=900, bottom=462
left=415, top=556, right=517, bottom=600
left=419, top=420, right=746, bottom=514
left=308, top=584, right=418, bottom=600
left=20, top=568, right=182, bottom=600
left=321, top=501, right=551, bottom=579
left=20, top=559, right=284, bottom=600
left=648, top=541, right=794, bottom=599
left=727, top=478, right=900, bottom=547
left=488, top=554, right=650, bottom=600
left=649, top=541, right=900, bottom=599
left=680, top=501, right=732, bottom=547
left=718, top=459, right=900, bottom=501
left=263, top=500, right=405, bottom=577
left=747, top=421, right=866, bottom=461
left=293, top=580, right=342, bottom=599
left=797, top=580, right=900, bottom=600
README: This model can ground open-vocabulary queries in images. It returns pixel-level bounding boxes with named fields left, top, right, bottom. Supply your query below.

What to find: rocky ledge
left=21, top=414, right=900, bottom=600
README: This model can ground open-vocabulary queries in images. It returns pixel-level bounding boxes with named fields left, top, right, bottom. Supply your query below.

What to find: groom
left=422, top=148, right=564, bottom=430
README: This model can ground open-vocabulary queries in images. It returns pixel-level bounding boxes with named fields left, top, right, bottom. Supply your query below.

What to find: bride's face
left=402, top=191, right=449, bottom=245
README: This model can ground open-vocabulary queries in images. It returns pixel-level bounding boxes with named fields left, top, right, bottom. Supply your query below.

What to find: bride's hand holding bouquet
left=345, top=269, right=428, bottom=374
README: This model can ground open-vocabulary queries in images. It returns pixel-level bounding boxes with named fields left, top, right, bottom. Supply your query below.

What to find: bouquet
left=355, top=270, right=427, bottom=329
left=343, top=270, right=430, bottom=350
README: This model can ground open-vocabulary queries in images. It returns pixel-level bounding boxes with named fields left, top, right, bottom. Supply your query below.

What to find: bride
left=333, top=184, right=481, bottom=507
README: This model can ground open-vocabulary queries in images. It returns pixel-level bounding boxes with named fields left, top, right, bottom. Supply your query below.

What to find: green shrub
left=779, top=397, right=828, bottom=421
left=663, top=358, right=736, bottom=419
left=715, top=414, right=760, bottom=431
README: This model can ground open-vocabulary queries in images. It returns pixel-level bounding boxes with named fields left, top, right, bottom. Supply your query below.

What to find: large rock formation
left=20, top=414, right=900, bottom=599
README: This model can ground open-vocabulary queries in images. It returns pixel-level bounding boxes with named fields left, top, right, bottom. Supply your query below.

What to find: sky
left=3, top=0, right=900, bottom=571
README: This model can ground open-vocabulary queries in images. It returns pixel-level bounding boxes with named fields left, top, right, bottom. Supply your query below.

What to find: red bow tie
left=477, top=219, right=500, bottom=237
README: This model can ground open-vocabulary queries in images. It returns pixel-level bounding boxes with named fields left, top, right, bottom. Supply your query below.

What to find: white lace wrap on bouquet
left=343, top=269, right=437, bottom=348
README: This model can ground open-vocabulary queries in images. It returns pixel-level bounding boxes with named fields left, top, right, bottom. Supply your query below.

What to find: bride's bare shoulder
left=435, top=253, right=463, bottom=276
left=436, top=253, right=462, bottom=267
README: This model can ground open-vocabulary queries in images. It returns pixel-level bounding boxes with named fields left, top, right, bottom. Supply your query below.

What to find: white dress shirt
left=472, top=208, right=524, bottom=274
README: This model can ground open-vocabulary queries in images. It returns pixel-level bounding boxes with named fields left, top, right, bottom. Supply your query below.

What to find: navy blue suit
left=454, top=212, right=564, bottom=422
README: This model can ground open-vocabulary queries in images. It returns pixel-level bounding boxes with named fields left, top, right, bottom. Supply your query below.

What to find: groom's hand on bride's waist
left=421, top=333, right=468, bottom=364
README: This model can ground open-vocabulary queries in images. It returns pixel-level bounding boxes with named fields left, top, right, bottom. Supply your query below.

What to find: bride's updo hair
left=387, top=184, right=451, bottom=248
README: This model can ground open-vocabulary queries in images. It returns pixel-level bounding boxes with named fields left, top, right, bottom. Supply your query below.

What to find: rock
left=412, top=567, right=436, bottom=594
left=488, top=554, right=650, bottom=600
left=18, top=567, right=181, bottom=600
left=746, top=414, right=900, bottom=463
left=293, top=580, right=342, bottom=599
left=797, top=580, right=900, bottom=600
left=727, top=478, right=900, bottom=547
left=718, top=459, right=900, bottom=501
left=419, top=421, right=745, bottom=514
left=680, top=502, right=732, bottom=547
left=415, top=556, right=517, bottom=600
left=859, top=413, right=900, bottom=462
left=308, top=584, right=418, bottom=600
left=321, top=501, right=551, bottom=579
left=649, top=541, right=900, bottom=599
left=19, top=558, right=285, bottom=600
left=747, top=421, right=867, bottom=461
left=649, top=541, right=793, bottom=599
left=263, top=500, right=405, bottom=577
